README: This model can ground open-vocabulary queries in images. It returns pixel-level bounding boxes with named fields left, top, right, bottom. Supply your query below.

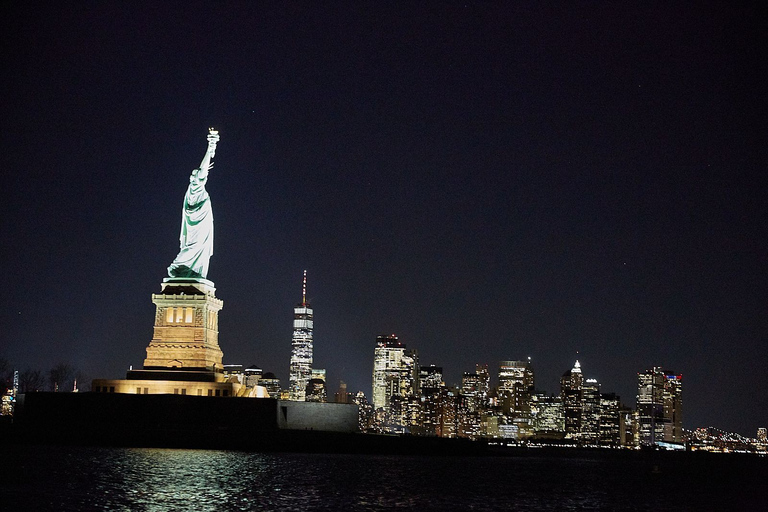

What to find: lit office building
left=581, top=378, right=601, bottom=444
left=394, top=395, right=422, bottom=433
left=498, top=359, right=534, bottom=416
left=222, top=364, right=263, bottom=388
left=426, top=387, right=459, bottom=438
left=662, top=372, right=683, bottom=443
left=222, top=364, right=244, bottom=380
left=480, top=410, right=502, bottom=438
left=306, top=368, right=327, bottom=402
left=459, top=412, right=481, bottom=439
left=497, top=360, right=535, bottom=439
left=532, top=393, right=565, bottom=436
left=461, top=364, right=491, bottom=413
left=334, top=380, right=349, bottom=404
left=419, top=365, right=443, bottom=390
left=599, top=392, right=622, bottom=446
left=457, top=394, right=481, bottom=439
left=371, top=334, right=418, bottom=431
left=2, top=370, right=20, bottom=416
left=258, top=372, right=281, bottom=399
left=476, top=364, right=490, bottom=408
left=0, top=396, right=10, bottom=416
left=418, top=365, right=444, bottom=436
left=243, top=366, right=263, bottom=388
left=637, top=367, right=683, bottom=446
left=756, top=428, right=767, bottom=451
left=637, top=368, right=663, bottom=445
left=461, top=371, right=482, bottom=412
left=621, top=407, right=638, bottom=447
left=352, top=391, right=373, bottom=432
left=288, top=271, right=313, bottom=401
left=560, top=360, right=584, bottom=440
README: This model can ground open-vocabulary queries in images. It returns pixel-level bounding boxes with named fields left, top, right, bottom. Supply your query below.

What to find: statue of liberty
left=168, top=128, right=220, bottom=279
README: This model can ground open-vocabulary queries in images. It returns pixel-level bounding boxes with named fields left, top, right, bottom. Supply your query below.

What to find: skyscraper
left=420, top=365, right=445, bottom=436
left=288, top=271, right=313, bottom=401
left=561, top=360, right=584, bottom=440
left=499, top=360, right=534, bottom=416
left=260, top=372, right=282, bottom=399
left=420, top=365, right=443, bottom=390
left=461, top=371, right=482, bottom=412
left=306, top=368, right=327, bottom=402
left=371, top=334, right=418, bottom=431
left=662, top=372, right=683, bottom=443
left=352, top=391, right=373, bottom=432
left=459, top=365, right=490, bottom=411
left=599, top=392, right=622, bottom=446
left=580, top=378, right=601, bottom=444
left=497, top=359, right=535, bottom=439
left=531, top=393, right=565, bottom=436
left=476, top=363, right=490, bottom=408
left=334, top=380, right=349, bottom=404
left=637, top=367, right=683, bottom=446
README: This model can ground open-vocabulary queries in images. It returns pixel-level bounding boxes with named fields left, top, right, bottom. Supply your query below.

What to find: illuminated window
left=166, top=308, right=174, bottom=323
left=185, top=307, right=193, bottom=323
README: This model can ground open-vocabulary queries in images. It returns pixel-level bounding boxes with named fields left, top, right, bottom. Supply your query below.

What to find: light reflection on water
left=1, top=445, right=764, bottom=511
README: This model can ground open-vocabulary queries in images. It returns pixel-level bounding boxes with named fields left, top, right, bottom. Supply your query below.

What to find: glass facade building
left=288, top=271, right=313, bottom=401
left=372, top=334, right=418, bottom=431
left=560, top=360, right=584, bottom=440
left=637, top=367, right=683, bottom=446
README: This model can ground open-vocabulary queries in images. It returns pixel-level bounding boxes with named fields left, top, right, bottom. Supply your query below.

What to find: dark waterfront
left=1, top=445, right=764, bottom=511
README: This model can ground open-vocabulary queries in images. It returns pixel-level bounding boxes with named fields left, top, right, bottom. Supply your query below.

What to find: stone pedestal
left=142, top=278, right=224, bottom=372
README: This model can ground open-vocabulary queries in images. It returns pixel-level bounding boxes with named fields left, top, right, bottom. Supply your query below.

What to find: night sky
left=2, top=3, right=765, bottom=436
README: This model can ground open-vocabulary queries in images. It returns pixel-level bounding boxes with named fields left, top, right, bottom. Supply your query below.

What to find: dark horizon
left=1, top=2, right=765, bottom=437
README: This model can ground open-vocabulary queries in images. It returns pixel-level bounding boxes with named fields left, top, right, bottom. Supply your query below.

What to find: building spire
left=302, top=269, right=307, bottom=306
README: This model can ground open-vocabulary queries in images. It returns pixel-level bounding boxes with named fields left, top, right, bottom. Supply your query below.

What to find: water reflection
left=2, top=445, right=764, bottom=511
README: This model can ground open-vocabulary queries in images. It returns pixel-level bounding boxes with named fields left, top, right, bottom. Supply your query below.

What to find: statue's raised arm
left=196, top=128, right=220, bottom=182
left=167, top=128, right=221, bottom=280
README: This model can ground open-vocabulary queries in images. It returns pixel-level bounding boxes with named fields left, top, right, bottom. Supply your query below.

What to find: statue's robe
left=168, top=169, right=213, bottom=279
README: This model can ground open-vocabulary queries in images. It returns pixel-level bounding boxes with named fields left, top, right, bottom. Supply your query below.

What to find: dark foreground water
left=1, top=444, right=765, bottom=511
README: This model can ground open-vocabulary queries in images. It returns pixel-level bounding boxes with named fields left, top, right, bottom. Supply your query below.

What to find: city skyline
left=363, top=332, right=689, bottom=444
left=1, top=3, right=764, bottom=437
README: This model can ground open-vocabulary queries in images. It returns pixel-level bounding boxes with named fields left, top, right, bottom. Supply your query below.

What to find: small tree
left=48, top=363, right=76, bottom=392
left=19, top=369, right=45, bottom=393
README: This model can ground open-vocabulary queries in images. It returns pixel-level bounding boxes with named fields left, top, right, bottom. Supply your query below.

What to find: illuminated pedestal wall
left=91, top=377, right=256, bottom=397
left=143, top=278, right=224, bottom=372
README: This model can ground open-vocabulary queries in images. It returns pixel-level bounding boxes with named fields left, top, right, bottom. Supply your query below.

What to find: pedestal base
left=143, top=279, right=224, bottom=372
